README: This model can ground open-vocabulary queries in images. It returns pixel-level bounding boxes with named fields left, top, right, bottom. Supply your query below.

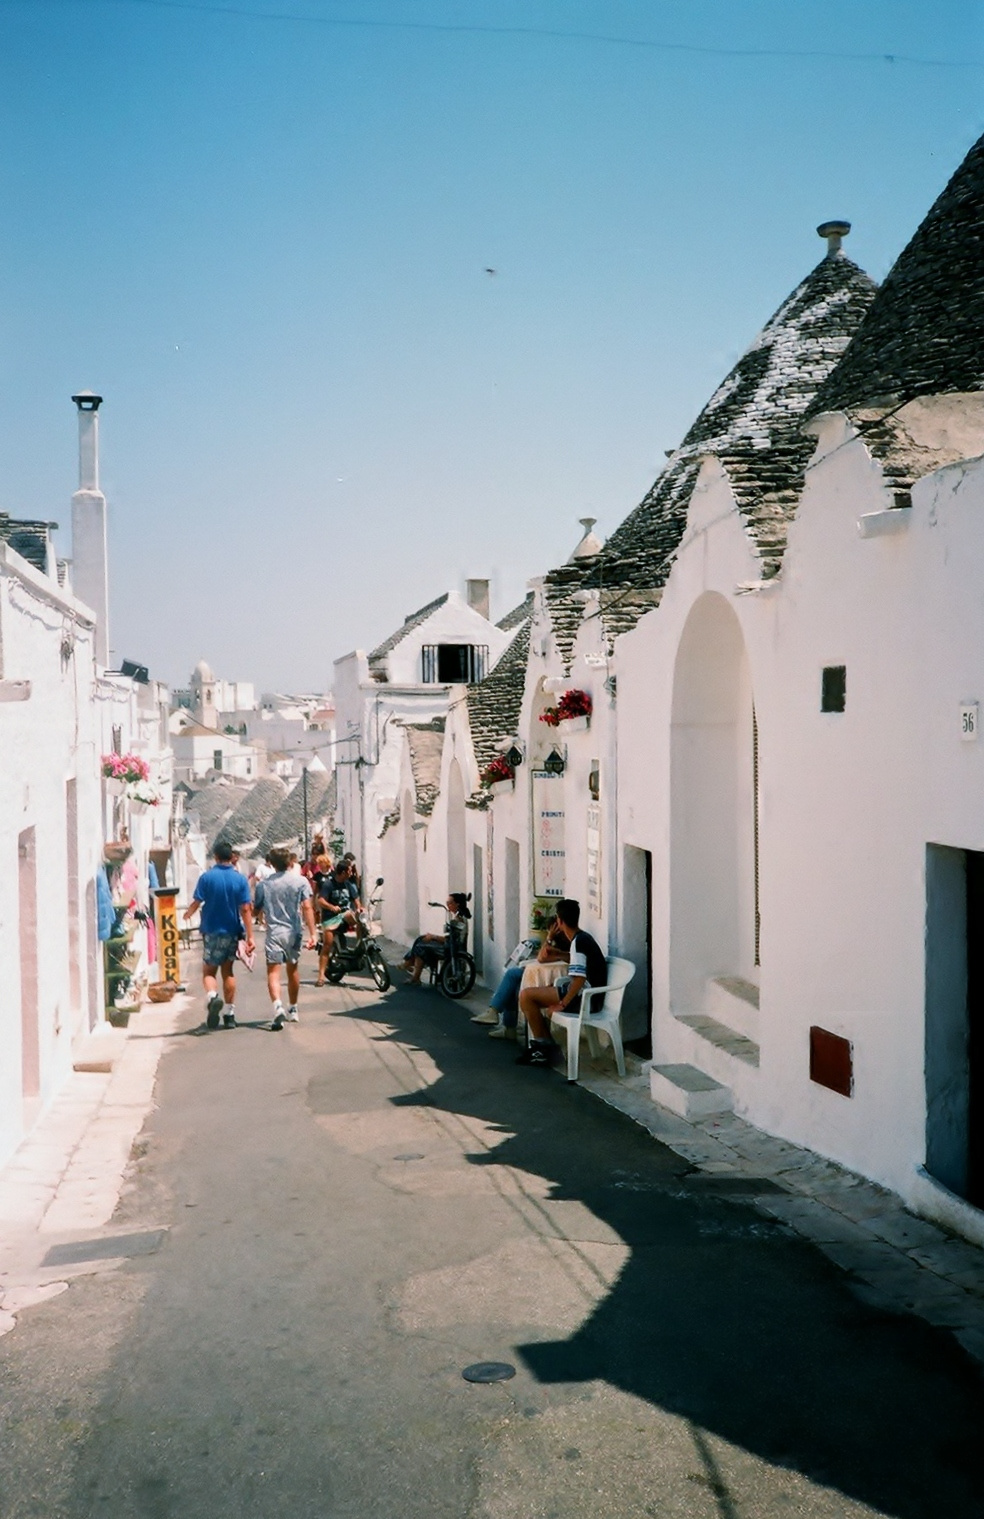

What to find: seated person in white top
left=516, top=898, right=607, bottom=1067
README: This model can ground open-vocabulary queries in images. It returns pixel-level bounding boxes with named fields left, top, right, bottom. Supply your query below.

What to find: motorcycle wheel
left=325, top=951, right=345, bottom=984
left=366, top=943, right=391, bottom=992
left=440, top=953, right=476, bottom=999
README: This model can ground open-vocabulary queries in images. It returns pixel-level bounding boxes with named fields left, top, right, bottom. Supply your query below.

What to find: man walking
left=183, top=840, right=254, bottom=1029
left=255, top=846, right=318, bottom=1029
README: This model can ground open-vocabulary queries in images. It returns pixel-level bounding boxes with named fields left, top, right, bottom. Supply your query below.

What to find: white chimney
left=70, top=391, right=109, bottom=667
left=466, top=577, right=490, bottom=621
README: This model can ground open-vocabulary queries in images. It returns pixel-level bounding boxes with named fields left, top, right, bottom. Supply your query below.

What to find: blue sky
left=0, top=0, right=982, bottom=691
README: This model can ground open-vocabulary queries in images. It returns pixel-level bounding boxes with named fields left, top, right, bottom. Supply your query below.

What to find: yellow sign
left=155, top=889, right=181, bottom=984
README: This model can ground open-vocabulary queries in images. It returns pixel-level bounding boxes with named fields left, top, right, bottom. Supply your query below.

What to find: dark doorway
left=621, top=845, right=653, bottom=1049
left=966, top=850, right=984, bottom=1205
left=925, top=844, right=984, bottom=1206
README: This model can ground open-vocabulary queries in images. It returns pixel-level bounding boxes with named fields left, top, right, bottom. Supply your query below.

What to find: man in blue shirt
left=183, top=840, right=254, bottom=1029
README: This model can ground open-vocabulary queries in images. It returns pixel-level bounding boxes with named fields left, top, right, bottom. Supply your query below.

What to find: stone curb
left=0, top=987, right=193, bottom=1335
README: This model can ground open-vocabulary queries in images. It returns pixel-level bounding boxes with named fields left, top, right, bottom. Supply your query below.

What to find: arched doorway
left=403, top=790, right=419, bottom=940
left=670, top=593, right=757, bottom=1012
left=447, top=758, right=466, bottom=893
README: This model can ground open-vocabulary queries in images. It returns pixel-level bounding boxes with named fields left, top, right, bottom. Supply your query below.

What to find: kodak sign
left=154, top=888, right=181, bottom=985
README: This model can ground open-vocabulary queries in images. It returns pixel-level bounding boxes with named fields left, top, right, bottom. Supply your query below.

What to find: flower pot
left=489, top=778, right=513, bottom=796
left=107, top=1004, right=133, bottom=1027
left=129, top=800, right=150, bottom=815
left=559, top=715, right=589, bottom=733
left=104, top=777, right=125, bottom=796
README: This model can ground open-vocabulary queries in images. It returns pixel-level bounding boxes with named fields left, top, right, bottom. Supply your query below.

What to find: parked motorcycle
left=426, top=898, right=477, bottom=999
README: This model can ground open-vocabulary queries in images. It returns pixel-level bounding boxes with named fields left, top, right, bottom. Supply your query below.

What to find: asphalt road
left=2, top=956, right=983, bottom=1519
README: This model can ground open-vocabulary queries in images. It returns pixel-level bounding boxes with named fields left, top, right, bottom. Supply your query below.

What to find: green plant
left=530, top=897, right=557, bottom=931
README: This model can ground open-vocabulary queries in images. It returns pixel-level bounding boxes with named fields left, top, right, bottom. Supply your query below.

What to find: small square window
left=821, top=665, right=846, bottom=713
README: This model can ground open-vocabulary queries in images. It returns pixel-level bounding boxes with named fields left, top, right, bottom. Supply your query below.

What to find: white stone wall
left=0, top=545, right=103, bottom=1168
left=615, top=403, right=984, bottom=1232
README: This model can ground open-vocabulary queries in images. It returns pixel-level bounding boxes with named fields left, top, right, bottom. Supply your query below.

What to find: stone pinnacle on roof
left=817, top=220, right=851, bottom=256
left=814, top=132, right=984, bottom=415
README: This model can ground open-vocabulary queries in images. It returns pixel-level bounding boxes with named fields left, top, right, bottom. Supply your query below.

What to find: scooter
left=323, top=879, right=391, bottom=992
left=426, top=898, right=477, bottom=999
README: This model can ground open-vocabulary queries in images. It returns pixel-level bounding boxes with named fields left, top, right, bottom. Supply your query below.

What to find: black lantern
left=542, top=747, right=566, bottom=776
left=504, top=743, right=524, bottom=770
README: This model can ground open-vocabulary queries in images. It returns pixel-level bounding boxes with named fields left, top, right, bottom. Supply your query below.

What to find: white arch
left=403, top=789, right=420, bottom=940
left=670, top=593, right=757, bottom=1011
left=447, top=758, right=467, bottom=893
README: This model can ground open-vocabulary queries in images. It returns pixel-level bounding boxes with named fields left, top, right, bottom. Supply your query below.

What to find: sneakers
left=206, top=994, right=223, bottom=1030
left=515, top=1040, right=558, bottom=1067
left=271, top=1000, right=285, bottom=1031
left=223, top=1013, right=236, bottom=1029
left=489, top=1024, right=517, bottom=1040
left=470, top=1007, right=499, bottom=1025
left=285, top=1006, right=299, bottom=1023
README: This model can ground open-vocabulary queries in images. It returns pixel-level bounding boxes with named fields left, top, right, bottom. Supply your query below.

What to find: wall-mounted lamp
left=504, top=743, right=524, bottom=770
left=588, top=761, right=600, bottom=800
left=542, top=747, right=566, bottom=776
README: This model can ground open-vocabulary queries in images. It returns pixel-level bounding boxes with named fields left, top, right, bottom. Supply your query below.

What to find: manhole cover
left=462, top=1361, right=516, bottom=1384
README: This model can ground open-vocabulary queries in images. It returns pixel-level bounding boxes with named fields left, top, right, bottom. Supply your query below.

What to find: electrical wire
left=63, top=0, right=984, bottom=71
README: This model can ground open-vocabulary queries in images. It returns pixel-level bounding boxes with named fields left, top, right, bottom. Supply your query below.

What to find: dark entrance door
left=966, top=851, right=984, bottom=1205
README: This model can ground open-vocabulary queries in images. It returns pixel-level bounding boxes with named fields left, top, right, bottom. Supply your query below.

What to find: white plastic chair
left=551, top=956, right=636, bottom=1082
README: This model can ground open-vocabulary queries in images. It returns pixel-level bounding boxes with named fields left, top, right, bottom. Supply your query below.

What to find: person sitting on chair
left=403, top=894, right=471, bottom=984
left=471, top=924, right=569, bottom=1036
left=516, top=898, right=606, bottom=1066
left=316, top=860, right=362, bottom=985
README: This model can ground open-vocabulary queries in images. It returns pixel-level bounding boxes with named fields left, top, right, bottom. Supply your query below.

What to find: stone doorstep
left=650, top=1062, right=734, bottom=1119
left=675, top=1012, right=761, bottom=1068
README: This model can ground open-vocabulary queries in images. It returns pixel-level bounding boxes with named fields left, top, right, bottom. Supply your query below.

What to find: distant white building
left=333, top=581, right=512, bottom=889
left=171, top=722, right=259, bottom=784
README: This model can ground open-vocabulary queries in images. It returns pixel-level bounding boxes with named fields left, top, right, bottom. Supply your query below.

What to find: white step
left=706, top=975, right=760, bottom=1042
left=650, top=1062, right=734, bottom=1119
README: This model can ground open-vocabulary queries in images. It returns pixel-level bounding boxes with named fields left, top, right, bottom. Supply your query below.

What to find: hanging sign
left=586, top=802, right=602, bottom=916
left=154, top=887, right=181, bottom=985
left=532, top=770, right=565, bottom=898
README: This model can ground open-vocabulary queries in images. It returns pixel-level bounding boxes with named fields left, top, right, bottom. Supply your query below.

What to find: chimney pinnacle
left=817, top=221, right=851, bottom=257
left=71, top=390, right=103, bottom=412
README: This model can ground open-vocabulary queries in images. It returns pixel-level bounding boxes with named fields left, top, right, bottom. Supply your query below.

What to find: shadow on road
left=339, top=980, right=984, bottom=1519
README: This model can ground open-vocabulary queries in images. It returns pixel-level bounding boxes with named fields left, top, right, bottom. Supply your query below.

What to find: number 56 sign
left=961, top=703, right=979, bottom=742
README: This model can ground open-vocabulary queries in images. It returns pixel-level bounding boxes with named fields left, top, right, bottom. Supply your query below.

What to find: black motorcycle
left=426, top=899, right=477, bottom=999
left=324, top=879, right=391, bottom=992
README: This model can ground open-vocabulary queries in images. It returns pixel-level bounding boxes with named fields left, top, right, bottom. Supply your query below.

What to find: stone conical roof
left=815, top=134, right=984, bottom=414
left=540, top=247, right=878, bottom=666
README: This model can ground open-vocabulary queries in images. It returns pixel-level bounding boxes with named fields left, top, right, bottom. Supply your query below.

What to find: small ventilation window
left=821, top=665, right=846, bottom=713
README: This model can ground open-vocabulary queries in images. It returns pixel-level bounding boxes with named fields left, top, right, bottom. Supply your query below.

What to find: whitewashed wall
left=616, top=404, right=984, bottom=1240
left=0, top=545, right=102, bottom=1168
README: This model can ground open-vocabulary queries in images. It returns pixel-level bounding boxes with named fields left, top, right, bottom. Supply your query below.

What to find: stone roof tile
left=404, top=718, right=446, bottom=816
left=465, top=622, right=531, bottom=775
left=256, top=771, right=334, bottom=856
left=541, top=250, right=877, bottom=667
left=213, top=777, right=289, bottom=852
left=814, top=133, right=984, bottom=415
left=368, top=592, right=449, bottom=669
